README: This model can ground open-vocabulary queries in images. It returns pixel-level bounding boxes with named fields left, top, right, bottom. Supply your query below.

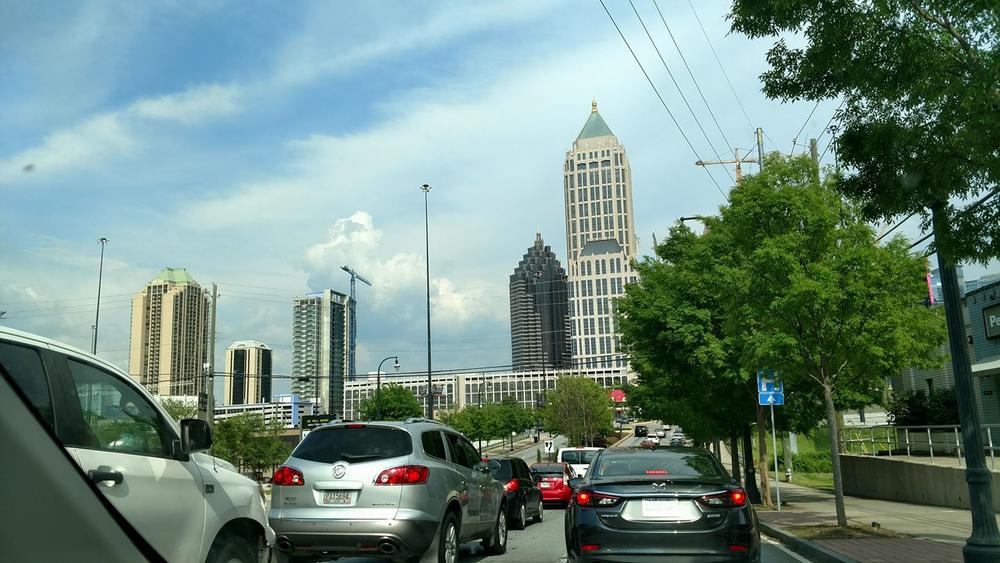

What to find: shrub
left=792, top=452, right=833, bottom=473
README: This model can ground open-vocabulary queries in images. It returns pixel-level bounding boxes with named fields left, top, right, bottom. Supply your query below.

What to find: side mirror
left=568, top=477, right=582, bottom=490
left=180, top=418, right=212, bottom=454
left=474, top=461, right=491, bottom=473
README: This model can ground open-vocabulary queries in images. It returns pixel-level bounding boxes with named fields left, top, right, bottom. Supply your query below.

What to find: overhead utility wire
left=908, top=187, right=1000, bottom=251
left=651, top=0, right=736, bottom=153
left=627, top=0, right=737, bottom=186
left=791, top=101, right=820, bottom=155
left=599, top=0, right=729, bottom=201
left=875, top=212, right=917, bottom=242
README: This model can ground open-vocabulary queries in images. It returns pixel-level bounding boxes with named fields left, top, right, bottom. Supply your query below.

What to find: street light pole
left=421, top=183, right=434, bottom=420
left=375, top=356, right=400, bottom=421
left=93, top=237, right=109, bottom=354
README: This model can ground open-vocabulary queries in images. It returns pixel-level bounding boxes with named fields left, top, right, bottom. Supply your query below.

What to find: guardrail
left=841, top=424, right=999, bottom=470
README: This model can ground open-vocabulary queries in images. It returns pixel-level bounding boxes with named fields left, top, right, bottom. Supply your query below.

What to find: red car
left=530, top=462, right=575, bottom=505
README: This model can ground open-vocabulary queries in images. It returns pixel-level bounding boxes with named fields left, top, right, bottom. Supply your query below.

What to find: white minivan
left=557, top=447, right=603, bottom=478
left=0, top=327, right=274, bottom=563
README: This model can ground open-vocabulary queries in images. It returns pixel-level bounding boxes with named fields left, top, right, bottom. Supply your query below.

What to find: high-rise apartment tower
left=129, top=268, right=211, bottom=396
left=509, top=233, right=572, bottom=371
left=223, top=340, right=272, bottom=405
left=563, top=101, right=638, bottom=369
left=291, top=289, right=350, bottom=416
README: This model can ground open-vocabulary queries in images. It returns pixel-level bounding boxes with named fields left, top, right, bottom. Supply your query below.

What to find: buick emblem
left=332, top=465, right=346, bottom=479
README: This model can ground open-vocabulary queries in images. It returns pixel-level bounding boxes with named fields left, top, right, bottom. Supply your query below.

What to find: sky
left=2, top=0, right=988, bottom=397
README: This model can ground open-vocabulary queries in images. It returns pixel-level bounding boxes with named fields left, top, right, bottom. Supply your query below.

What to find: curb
left=760, top=522, right=858, bottom=563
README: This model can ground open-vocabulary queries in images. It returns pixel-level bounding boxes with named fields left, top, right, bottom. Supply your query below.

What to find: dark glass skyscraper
left=510, top=233, right=572, bottom=371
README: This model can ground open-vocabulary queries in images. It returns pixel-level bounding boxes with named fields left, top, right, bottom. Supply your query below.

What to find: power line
left=876, top=212, right=917, bottom=242
left=816, top=99, right=845, bottom=143
left=791, top=101, right=820, bottom=155
left=598, top=0, right=729, bottom=201
left=626, top=0, right=737, bottom=186
left=907, top=187, right=1000, bottom=251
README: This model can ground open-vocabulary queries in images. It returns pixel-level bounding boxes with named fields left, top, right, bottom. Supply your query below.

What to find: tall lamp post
left=93, top=237, right=109, bottom=354
left=375, top=356, right=400, bottom=421
left=420, top=183, right=434, bottom=419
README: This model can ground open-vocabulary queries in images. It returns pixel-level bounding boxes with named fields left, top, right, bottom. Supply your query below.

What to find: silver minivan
left=269, top=419, right=508, bottom=563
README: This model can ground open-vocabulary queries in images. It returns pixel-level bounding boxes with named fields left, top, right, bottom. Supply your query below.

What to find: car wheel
left=206, top=530, right=260, bottom=563
left=513, top=501, right=527, bottom=530
left=532, top=499, right=543, bottom=524
left=481, top=506, right=508, bottom=555
left=436, top=512, right=459, bottom=563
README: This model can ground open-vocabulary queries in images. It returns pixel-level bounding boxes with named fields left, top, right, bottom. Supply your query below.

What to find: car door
left=52, top=355, right=209, bottom=563
left=444, top=432, right=481, bottom=536
left=515, top=459, right=541, bottom=511
left=459, top=437, right=496, bottom=531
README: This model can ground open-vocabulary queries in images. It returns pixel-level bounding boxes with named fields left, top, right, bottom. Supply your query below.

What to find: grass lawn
left=788, top=472, right=834, bottom=492
left=787, top=524, right=909, bottom=540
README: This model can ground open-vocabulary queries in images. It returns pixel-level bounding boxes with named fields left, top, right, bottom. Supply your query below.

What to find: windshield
left=560, top=450, right=600, bottom=465
left=293, top=427, right=413, bottom=464
left=531, top=464, right=566, bottom=475
left=590, top=451, right=724, bottom=479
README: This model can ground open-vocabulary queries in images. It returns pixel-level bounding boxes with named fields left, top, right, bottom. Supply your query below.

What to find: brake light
left=574, top=490, right=620, bottom=506
left=272, top=465, right=304, bottom=486
left=645, top=469, right=669, bottom=475
left=374, top=465, right=430, bottom=485
left=504, top=479, right=519, bottom=493
left=698, top=488, right=748, bottom=508
left=345, top=423, right=366, bottom=429
left=581, top=544, right=600, bottom=552
left=729, top=545, right=749, bottom=552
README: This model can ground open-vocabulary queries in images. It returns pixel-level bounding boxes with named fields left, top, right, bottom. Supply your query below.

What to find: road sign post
left=757, top=369, right=784, bottom=511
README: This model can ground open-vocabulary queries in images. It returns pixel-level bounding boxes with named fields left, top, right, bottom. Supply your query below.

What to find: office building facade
left=510, top=233, right=572, bottom=371
left=291, top=289, right=350, bottom=416
left=563, top=101, right=638, bottom=369
left=129, top=268, right=211, bottom=396
left=223, top=340, right=272, bottom=405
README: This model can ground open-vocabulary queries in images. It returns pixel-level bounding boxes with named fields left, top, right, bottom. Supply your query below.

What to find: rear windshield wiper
left=340, top=453, right=385, bottom=461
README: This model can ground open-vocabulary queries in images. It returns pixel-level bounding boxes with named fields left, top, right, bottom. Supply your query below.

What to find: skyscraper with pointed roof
left=509, top=233, right=571, bottom=371
left=563, top=101, right=638, bottom=369
left=129, top=267, right=211, bottom=396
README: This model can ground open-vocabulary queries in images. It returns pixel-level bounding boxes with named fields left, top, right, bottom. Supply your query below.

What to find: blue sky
left=1, top=0, right=975, bottom=396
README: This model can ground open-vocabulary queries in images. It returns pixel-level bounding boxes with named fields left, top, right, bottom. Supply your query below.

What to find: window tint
left=460, top=438, right=481, bottom=468
left=590, top=450, right=724, bottom=479
left=421, top=430, right=447, bottom=460
left=561, top=449, right=599, bottom=464
left=66, top=359, right=171, bottom=456
left=0, top=342, right=54, bottom=427
left=488, top=459, right=512, bottom=481
left=445, top=433, right=472, bottom=468
left=294, top=426, right=413, bottom=463
left=513, top=459, right=529, bottom=479
left=530, top=464, right=566, bottom=476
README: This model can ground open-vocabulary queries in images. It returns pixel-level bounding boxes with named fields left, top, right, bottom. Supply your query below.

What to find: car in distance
left=557, top=447, right=603, bottom=478
left=564, top=447, right=760, bottom=562
left=0, top=327, right=273, bottom=563
left=487, top=456, right=544, bottom=529
left=654, top=428, right=667, bottom=438
left=269, top=419, right=508, bottom=562
left=634, top=424, right=648, bottom=437
left=530, top=462, right=575, bottom=505
left=670, top=432, right=687, bottom=447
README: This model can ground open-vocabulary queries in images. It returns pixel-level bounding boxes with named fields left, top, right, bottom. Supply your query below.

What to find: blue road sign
left=757, top=369, right=784, bottom=406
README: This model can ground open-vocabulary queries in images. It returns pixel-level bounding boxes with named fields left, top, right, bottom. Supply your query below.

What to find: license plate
left=540, top=482, right=552, bottom=488
left=641, top=498, right=682, bottom=518
left=322, top=490, right=355, bottom=505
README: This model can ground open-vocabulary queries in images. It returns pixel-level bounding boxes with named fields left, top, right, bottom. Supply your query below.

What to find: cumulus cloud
left=128, top=84, right=245, bottom=123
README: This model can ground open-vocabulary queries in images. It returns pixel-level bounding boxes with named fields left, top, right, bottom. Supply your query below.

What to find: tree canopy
left=359, top=384, right=423, bottom=421
left=159, top=397, right=198, bottom=422
left=541, top=376, right=613, bottom=446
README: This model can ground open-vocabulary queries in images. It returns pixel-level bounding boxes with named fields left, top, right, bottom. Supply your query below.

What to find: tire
left=532, top=499, right=543, bottom=524
left=481, top=506, right=508, bottom=555
left=513, top=500, right=527, bottom=530
left=206, top=530, right=260, bottom=563
left=437, top=512, right=459, bottom=563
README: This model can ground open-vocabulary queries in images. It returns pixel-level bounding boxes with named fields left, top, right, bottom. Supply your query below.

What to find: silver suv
left=269, top=419, right=508, bottom=563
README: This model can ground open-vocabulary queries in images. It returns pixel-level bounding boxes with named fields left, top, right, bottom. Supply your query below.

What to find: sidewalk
left=758, top=480, right=999, bottom=562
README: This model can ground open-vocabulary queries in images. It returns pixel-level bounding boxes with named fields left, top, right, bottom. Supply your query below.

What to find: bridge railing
left=840, top=424, right=1000, bottom=470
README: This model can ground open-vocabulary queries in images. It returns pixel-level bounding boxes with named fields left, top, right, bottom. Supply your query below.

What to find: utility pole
left=202, top=283, right=218, bottom=424
left=93, top=237, right=109, bottom=354
left=756, top=128, right=765, bottom=171
left=695, top=148, right=757, bottom=186
left=809, top=138, right=819, bottom=179
left=931, top=202, right=1000, bottom=561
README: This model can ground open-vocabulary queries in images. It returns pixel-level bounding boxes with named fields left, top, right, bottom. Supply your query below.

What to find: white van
left=557, top=447, right=603, bottom=478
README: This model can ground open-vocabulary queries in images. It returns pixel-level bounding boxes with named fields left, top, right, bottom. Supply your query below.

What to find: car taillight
left=698, top=488, right=748, bottom=508
left=272, top=465, right=304, bottom=486
left=574, top=490, right=620, bottom=507
left=504, top=479, right=518, bottom=493
left=345, top=423, right=366, bottom=429
left=374, top=465, right=430, bottom=485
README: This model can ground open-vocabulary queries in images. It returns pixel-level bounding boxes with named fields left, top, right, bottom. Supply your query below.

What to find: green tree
left=358, top=384, right=422, bottom=421
left=211, top=413, right=291, bottom=478
left=159, top=398, right=197, bottom=422
left=541, top=377, right=613, bottom=446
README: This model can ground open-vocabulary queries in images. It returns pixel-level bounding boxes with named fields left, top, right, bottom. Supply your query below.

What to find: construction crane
left=341, top=265, right=372, bottom=381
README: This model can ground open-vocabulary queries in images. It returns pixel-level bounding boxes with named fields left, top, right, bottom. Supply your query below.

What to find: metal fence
left=841, top=424, right=1000, bottom=470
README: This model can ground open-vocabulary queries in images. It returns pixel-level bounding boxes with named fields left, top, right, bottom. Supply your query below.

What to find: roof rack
left=403, top=417, right=446, bottom=425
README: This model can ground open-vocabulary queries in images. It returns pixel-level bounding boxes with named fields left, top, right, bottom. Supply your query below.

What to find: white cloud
left=128, top=84, right=245, bottom=124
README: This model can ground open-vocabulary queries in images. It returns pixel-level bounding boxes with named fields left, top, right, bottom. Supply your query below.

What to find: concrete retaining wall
left=841, top=454, right=1000, bottom=511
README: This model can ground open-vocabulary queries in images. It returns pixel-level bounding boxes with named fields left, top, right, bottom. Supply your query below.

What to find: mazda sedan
left=564, top=447, right=760, bottom=562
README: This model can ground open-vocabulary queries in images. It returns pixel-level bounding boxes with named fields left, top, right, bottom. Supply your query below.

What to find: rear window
left=531, top=464, right=565, bottom=475
left=487, top=459, right=512, bottom=480
left=560, top=449, right=599, bottom=464
left=293, top=426, right=413, bottom=464
left=590, top=450, right=724, bottom=479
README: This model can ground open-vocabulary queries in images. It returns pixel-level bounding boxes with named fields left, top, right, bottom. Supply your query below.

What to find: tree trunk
left=742, top=425, right=762, bottom=503
left=730, top=430, right=742, bottom=486
left=757, top=406, right=771, bottom=506
left=823, top=380, right=848, bottom=527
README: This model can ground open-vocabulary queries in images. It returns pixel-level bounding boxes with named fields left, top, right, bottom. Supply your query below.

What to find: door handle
left=88, top=469, right=124, bottom=485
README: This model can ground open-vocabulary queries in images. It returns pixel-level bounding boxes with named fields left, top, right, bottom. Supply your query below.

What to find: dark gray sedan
left=564, top=447, right=760, bottom=562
